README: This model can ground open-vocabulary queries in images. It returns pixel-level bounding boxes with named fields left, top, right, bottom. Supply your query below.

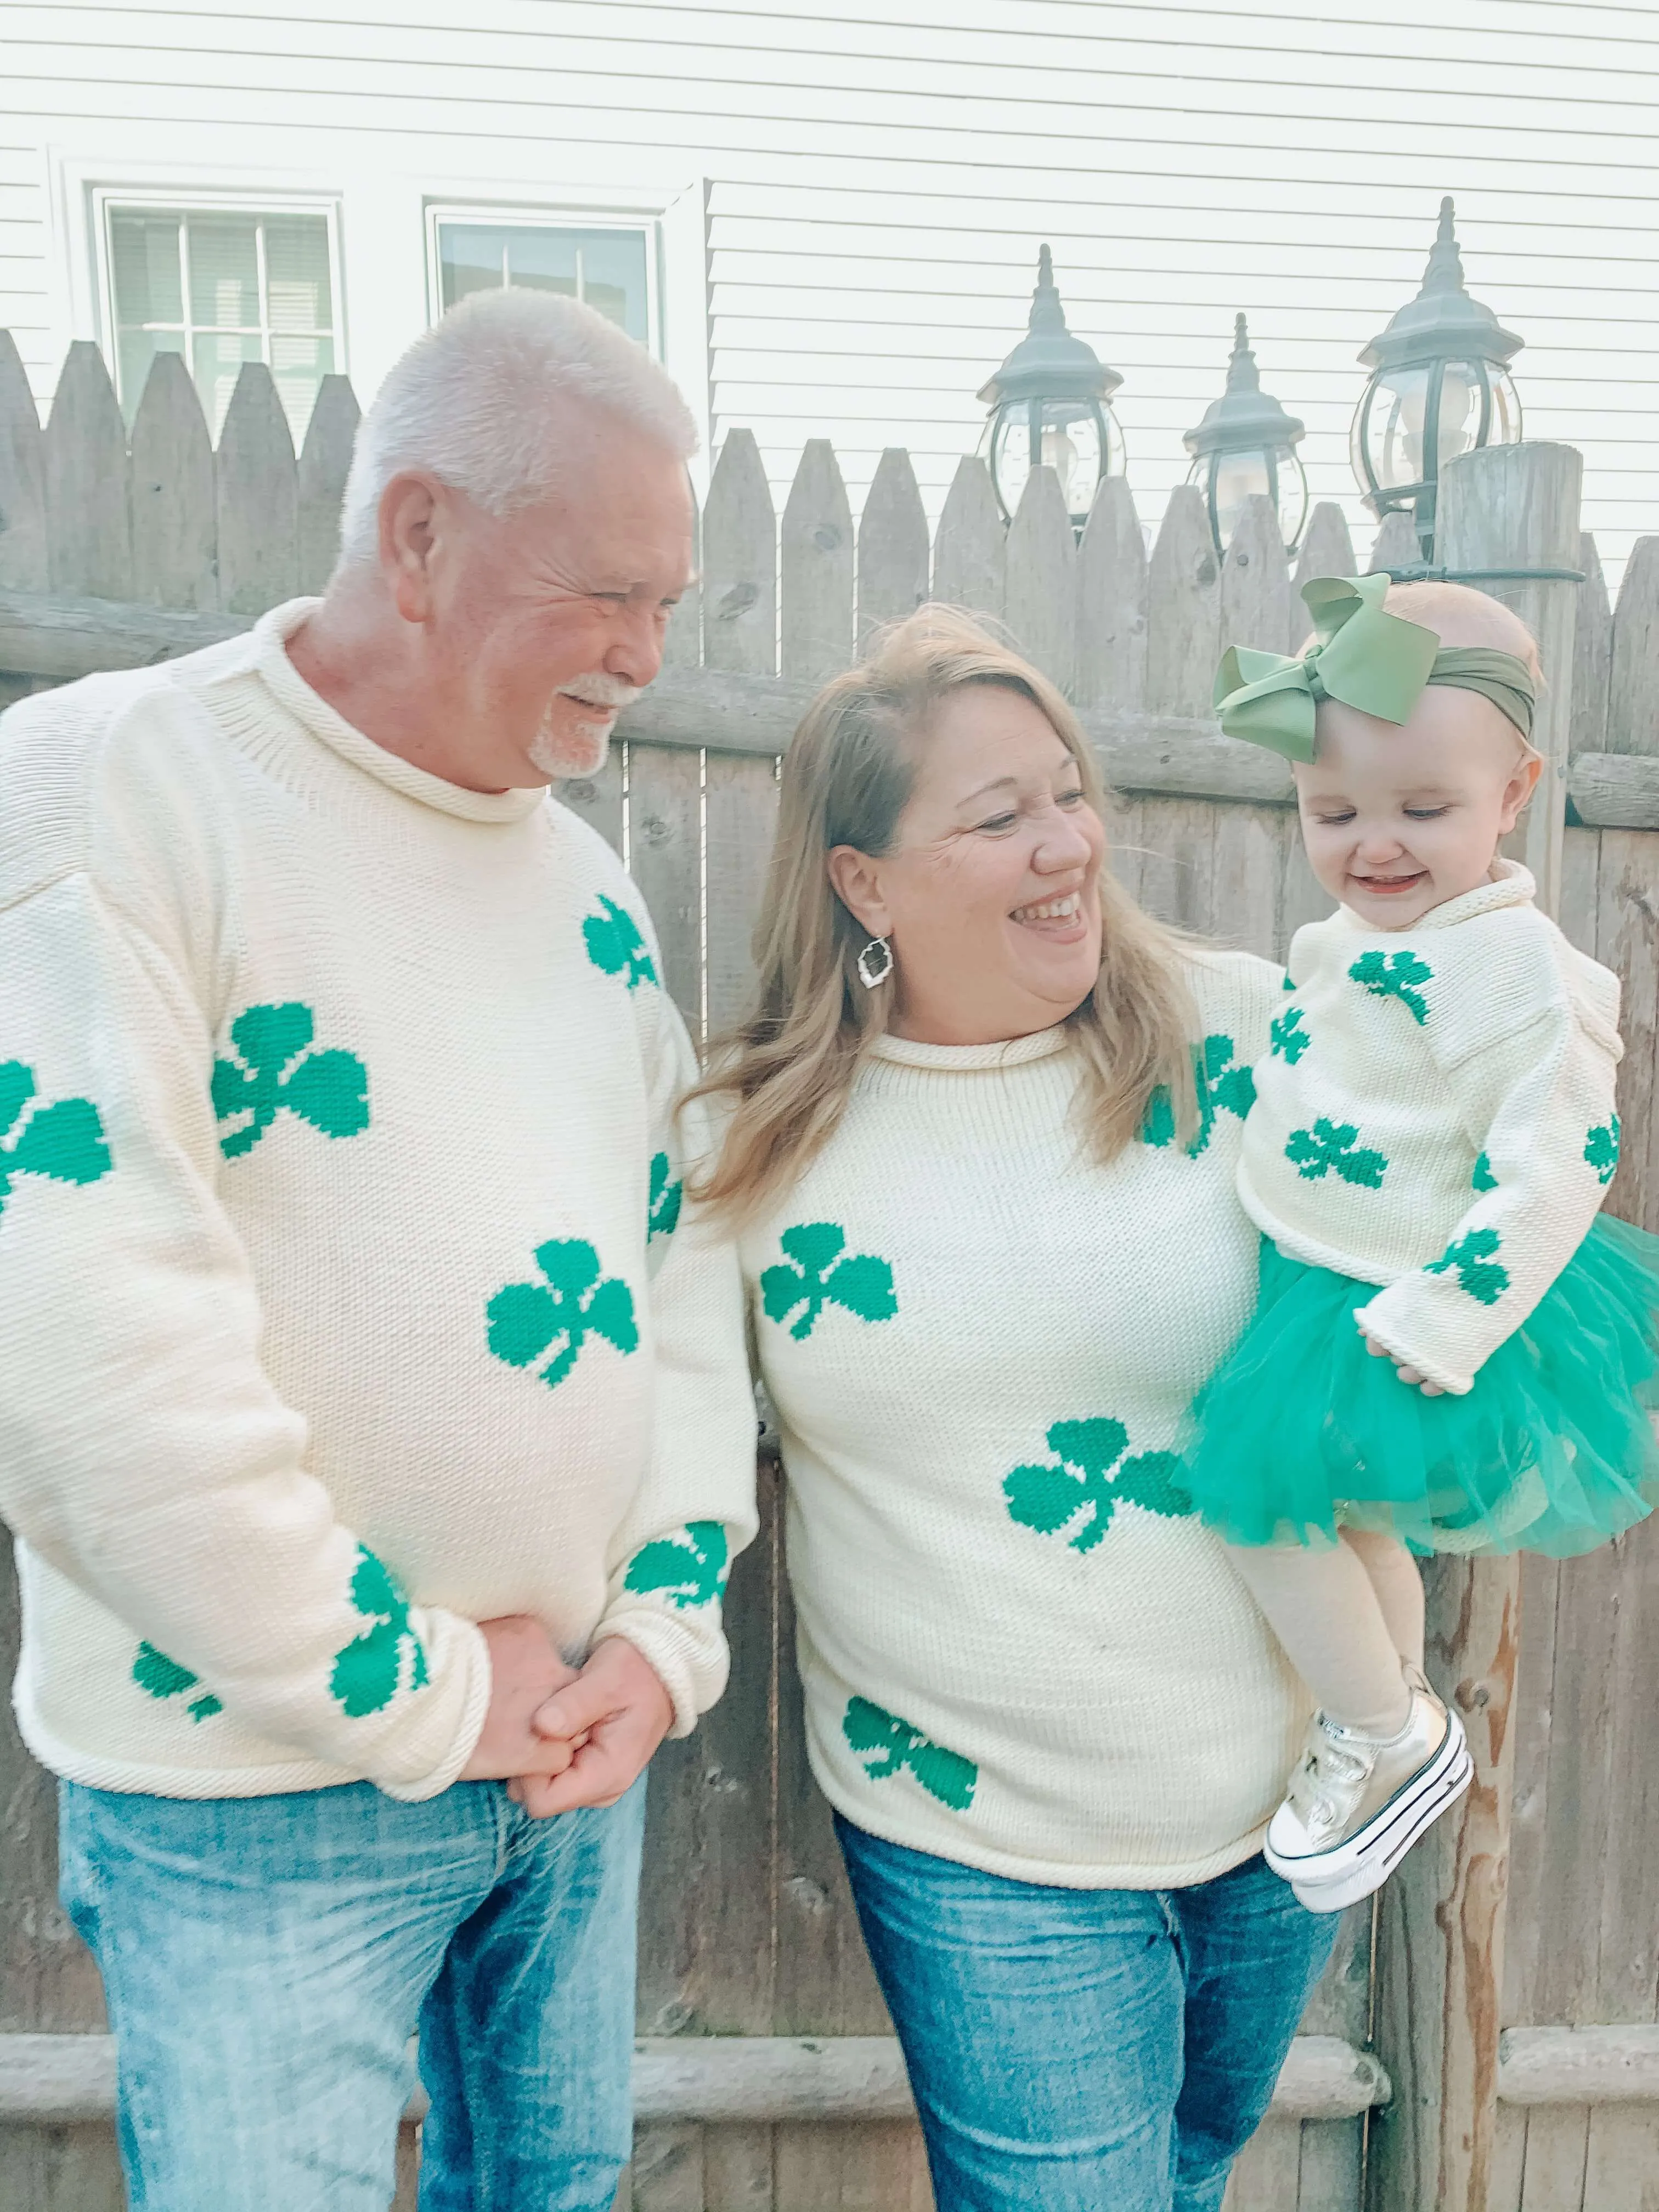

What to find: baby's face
left=1295, top=686, right=1541, bottom=931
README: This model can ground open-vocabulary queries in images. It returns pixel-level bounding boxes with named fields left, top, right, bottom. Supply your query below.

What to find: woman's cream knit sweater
left=740, top=951, right=1308, bottom=1889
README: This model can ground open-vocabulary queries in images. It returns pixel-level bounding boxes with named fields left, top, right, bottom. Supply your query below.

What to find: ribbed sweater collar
left=232, top=598, right=548, bottom=827
left=867, top=1025, right=1073, bottom=1071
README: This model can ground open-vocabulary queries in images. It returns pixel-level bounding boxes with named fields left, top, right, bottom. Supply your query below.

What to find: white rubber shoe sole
left=1266, top=1706, right=1474, bottom=1915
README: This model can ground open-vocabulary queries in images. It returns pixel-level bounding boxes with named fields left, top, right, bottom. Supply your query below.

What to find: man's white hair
left=337, top=288, right=698, bottom=568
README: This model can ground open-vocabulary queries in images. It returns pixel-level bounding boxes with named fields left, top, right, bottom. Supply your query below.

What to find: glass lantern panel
left=1276, top=449, right=1310, bottom=552
left=988, top=398, right=1118, bottom=523
left=1363, top=363, right=1436, bottom=492
left=1487, top=367, right=1523, bottom=447
left=1211, top=448, right=1272, bottom=550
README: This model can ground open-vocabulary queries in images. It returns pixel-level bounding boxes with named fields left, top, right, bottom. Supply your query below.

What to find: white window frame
left=90, top=185, right=346, bottom=417
left=424, top=202, right=662, bottom=356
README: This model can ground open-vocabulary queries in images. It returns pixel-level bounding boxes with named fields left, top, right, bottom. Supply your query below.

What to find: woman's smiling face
left=827, top=682, right=1107, bottom=1047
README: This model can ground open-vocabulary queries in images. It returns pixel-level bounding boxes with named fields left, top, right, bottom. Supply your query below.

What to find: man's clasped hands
left=459, top=1615, right=674, bottom=1816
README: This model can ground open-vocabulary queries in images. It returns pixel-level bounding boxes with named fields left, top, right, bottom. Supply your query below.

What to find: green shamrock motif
left=583, top=895, right=658, bottom=990
left=1270, top=1005, right=1311, bottom=1065
left=760, top=1223, right=897, bottom=1340
left=1349, top=950, right=1434, bottom=1026
left=1584, top=1118, right=1621, bottom=1187
left=648, top=1150, right=682, bottom=1243
left=487, top=1238, right=640, bottom=1390
left=1472, top=1152, right=1498, bottom=1193
left=132, top=1640, right=222, bottom=1722
left=842, top=1696, right=978, bottom=1812
left=624, top=1520, right=729, bottom=1610
left=1425, top=1227, right=1510, bottom=1308
left=211, top=1003, right=369, bottom=1160
left=1139, top=1035, right=1256, bottom=1157
left=1002, top=1417, right=1192, bottom=1555
left=1285, top=1118, right=1388, bottom=1189
left=0, top=1060, right=112, bottom=1218
left=330, top=1547, right=431, bottom=1718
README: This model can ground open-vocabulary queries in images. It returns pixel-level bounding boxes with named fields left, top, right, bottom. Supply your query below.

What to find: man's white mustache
left=556, top=674, right=645, bottom=712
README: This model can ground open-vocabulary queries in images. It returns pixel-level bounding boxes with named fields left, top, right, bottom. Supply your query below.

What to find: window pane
left=188, top=215, right=261, bottom=330
left=439, top=225, right=512, bottom=309
left=437, top=221, right=649, bottom=341
left=109, top=211, right=184, bottom=327
left=264, top=215, right=333, bottom=333
left=194, top=329, right=262, bottom=439
left=271, top=332, right=335, bottom=433
left=574, top=230, right=649, bottom=342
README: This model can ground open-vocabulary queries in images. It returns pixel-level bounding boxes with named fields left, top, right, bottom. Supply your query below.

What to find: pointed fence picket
left=3, top=337, right=1659, bottom=2212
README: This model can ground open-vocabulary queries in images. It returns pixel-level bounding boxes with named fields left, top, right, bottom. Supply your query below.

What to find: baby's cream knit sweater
left=1242, top=862, right=1623, bottom=1394
left=742, top=951, right=1308, bottom=1889
left=0, top=600, right=757, bottom=1802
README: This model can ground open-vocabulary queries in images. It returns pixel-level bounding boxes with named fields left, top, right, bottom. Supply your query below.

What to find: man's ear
left=1499, top=747, right=1545, bottom=833
left=827, top=848, right=891, bottom=940
left=379, top=473, right=445, bottom=624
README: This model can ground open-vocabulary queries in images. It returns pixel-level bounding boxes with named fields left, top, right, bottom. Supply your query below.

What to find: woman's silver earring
left=857, top=935, right=894, bottom=990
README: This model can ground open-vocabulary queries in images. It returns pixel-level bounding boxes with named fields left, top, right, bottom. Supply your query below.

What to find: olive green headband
left=1213, top=571, right=1537, bottom=764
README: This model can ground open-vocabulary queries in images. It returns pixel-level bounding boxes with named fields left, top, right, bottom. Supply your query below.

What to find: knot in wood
left=718, top=580, right=760, bottom=622
left=785, top=1875, right=831, bottom=1918
left=1455, top=1674, right=1493, bottom=1713
left=812, top=525, right=843, bottom=553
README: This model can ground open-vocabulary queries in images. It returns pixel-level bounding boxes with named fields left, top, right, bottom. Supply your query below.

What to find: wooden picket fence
left=0, top=332, right=1657, bottom=2212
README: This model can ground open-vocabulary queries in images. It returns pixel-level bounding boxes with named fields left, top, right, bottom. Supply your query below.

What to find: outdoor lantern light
left=1352, top=196, right=1523, bottom=558
left=1183, top=313, right=1307, bottom=556
left=978, top=245, right=1125, bottom=529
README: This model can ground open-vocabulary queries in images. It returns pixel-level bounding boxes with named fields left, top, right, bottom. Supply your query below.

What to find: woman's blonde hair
left=685, top=604, right=1201, bottom=1224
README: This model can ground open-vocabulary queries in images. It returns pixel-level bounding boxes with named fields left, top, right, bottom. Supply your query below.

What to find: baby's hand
left=1357, top=1319, right=1445, bottom=1396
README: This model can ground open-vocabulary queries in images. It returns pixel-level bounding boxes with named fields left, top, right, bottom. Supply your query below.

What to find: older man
left=0, top=291, right=757, bottom=2209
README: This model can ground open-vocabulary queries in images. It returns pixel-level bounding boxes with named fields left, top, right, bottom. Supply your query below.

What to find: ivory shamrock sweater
left=741, top=952, right=1310, bottom=1889
left=1242, top=862, right=1624, bottom=1395
left=0, top=598, right=757, bottom=1802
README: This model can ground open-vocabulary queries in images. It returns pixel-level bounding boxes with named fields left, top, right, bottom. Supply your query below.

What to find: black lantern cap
left=978, top=246, right=1122, bottom=406
left=1183, top=314, right=1305, bottom=460
left=1359, top=198, right=1523, bottom=375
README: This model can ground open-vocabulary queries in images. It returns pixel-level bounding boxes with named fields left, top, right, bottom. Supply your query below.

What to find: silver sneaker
left=1264, top=1665, right=1472, bottom=1912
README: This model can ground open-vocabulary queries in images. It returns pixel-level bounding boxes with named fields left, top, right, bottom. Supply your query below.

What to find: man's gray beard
left=528, top=710, right=612, bottom=781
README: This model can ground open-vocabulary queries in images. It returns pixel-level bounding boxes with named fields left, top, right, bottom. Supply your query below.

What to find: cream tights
left=1225, top=1527, right=1425, bottom=1739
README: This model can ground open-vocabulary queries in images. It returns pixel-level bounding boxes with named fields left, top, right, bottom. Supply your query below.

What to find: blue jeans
left=59, top=1775, right=646, bottom=2212
left=837, top=1817, right=1336, bottom=2212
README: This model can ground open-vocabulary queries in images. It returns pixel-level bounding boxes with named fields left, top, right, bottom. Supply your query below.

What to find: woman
left=686, top=608, right=1335, bottom=2210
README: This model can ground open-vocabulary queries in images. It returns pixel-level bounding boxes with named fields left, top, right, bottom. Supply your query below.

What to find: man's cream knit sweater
left=0, top=600, right=757, bottom=1802
left=741, top=952, right=1308, bottom=1889
left=1242, top=862, right=1624, bottom=1395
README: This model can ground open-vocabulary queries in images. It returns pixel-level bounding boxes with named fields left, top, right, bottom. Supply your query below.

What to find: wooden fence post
left=932, top=453, right=1005, bottom=624
left=856, top=445, right=929, bottom=651
left=1367, top=440, right=1583, bottom=2212
left=1003, top=462, right=1076, bottom=695
left=0, top=330, right=47, bottom=592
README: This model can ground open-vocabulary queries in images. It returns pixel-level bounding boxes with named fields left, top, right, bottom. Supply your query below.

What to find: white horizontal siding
left=1, top=0, right=1657, bottom=581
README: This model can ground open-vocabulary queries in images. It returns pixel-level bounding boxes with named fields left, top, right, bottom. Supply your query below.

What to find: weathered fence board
left=780, top=440, right=853, bottom=684
left=43, top=344, right=129, bottom=603
left=6, top=341, right=1659, bottom=2212
left=1074, top=474, right=1147, bottom=712
left=215, top=365, right=299, bottom=618
left=930, top=454, right=1003, bottom=627
left=296, top=376, right=360, bottom=597
left=0, top=330, right=47, bottom=592
left=127, top=354, right=215, bottom=612
left=1003, top=461, right=1076, bottom=695
left=856, top=446, right=928, bottom=650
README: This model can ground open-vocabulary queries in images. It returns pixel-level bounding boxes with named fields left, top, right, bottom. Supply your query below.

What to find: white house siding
left=3, top=0, right=1658, bottom=580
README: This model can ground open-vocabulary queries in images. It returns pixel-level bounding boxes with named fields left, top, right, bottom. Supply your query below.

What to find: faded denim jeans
left=59, top=1774, right=646, bottom=2212
left=837, top=1816, right=1336, bottom=2212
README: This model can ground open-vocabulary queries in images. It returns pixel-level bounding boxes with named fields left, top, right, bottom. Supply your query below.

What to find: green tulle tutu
left=1182, top=1216, right=1659, bottom=1555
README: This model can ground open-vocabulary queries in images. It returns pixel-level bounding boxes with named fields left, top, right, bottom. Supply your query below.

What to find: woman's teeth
left=1012, top=894, right=1081, bottom=923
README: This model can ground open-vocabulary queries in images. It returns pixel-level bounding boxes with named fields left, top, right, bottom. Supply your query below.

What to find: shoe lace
left=1288, top=1720, right=1376, bottom=1842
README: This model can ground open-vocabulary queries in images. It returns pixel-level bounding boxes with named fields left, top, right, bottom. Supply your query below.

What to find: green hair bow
left=1214, top=572, right=1536, bottom=763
